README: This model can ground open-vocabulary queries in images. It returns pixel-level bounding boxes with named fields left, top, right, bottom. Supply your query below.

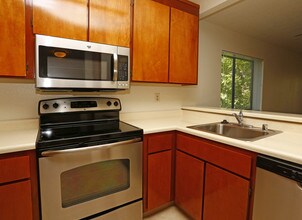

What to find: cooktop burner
left=36, top=97, right=143, bottom=150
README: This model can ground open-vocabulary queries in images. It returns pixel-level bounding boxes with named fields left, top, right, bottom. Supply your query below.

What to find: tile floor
left=144, top=206, right=190, bottom=220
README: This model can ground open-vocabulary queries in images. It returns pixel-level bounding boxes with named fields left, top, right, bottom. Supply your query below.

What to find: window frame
left=221, top=52, right=255, bottom=110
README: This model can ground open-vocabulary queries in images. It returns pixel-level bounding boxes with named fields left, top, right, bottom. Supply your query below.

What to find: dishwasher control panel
left=257, top=155, right=302, bottom=183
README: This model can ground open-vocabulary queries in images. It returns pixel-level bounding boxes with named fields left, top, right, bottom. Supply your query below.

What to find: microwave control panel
left=118, top=55, right=129, bottom=81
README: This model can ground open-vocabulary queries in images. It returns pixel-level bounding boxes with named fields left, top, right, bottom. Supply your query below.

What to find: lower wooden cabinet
left=144, top=132, right=174, bottom=212
left=147, top=150, right=172, bottom=210
left=175, top=150, right=204, bottom=220
left=203, top=164, right=250, bottom=220
left=0, top=180, right=33, bottom=219
left=175, top=132, right=257, bottom=220
left=144, top=131, right=257, bottom=219
left=0, top=151, right=39, bottom=220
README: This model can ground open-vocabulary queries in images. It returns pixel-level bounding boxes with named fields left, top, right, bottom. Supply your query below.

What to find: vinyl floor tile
left=144, top=206, right=190, bottom=220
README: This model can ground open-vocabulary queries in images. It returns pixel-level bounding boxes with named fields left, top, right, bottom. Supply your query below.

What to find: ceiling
left=201, top=0, right=302, bottom=54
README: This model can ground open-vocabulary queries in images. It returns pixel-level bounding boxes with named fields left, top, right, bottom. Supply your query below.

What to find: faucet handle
left=239, top=110, right=243, bottom=117
left=262, top=124, right=268, bottom=131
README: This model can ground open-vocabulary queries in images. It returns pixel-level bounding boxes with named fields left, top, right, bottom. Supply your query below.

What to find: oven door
left=38, top=138, right=142, bottom=220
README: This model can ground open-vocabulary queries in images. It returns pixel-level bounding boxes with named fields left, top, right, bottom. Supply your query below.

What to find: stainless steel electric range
left=36, top=97, right=143, bottom=220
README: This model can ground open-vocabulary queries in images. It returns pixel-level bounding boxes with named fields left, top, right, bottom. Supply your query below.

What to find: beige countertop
left=0, top=119, right=38, bottom=154
left=1, top=109, right=301, bottom=165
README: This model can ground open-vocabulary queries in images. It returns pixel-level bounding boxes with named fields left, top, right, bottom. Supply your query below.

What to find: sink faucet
left=233, top=110, right=244, bottom=126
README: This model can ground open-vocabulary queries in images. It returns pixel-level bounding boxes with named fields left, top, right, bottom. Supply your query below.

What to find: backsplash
left=0, top=81, right=187, bottom=121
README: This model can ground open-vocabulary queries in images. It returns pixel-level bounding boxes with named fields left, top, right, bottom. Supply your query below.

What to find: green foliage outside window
left=220, top=55, right=253, bottom=110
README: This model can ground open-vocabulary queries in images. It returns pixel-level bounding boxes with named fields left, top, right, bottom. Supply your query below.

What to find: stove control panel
left=39, top=97, right=121, bottom=114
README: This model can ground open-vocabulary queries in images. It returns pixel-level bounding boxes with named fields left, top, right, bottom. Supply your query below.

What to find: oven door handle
left=41, top=137, right=142, bottom=157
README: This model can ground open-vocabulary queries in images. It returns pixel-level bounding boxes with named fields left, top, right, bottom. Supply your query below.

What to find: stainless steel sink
left=187, top=122, right=281, bottom=141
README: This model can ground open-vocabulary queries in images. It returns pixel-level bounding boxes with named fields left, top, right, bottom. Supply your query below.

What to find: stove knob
left=114, top=101, right=119, bottom=107
left=107, top=101, right=112, bottom=106
left=53, top=103, right=59, bottom=109
left=42, top=103, right=49, bottom=110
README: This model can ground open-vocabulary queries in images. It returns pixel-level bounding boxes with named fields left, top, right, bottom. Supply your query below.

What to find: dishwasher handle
left=41, top=137, right=142, bottom=157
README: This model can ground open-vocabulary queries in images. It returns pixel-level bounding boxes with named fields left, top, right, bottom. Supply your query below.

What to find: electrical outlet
left=155, top=93, right=160, bottom=102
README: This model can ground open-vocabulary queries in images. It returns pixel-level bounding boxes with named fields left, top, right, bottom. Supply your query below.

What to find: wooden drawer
left=0, top=155, right=30, bottom=184
left=146, top=132, right=174, bottom=154
left=176, top=133, right=253, bottom=179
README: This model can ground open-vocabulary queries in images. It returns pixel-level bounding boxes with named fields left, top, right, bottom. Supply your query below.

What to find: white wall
left=0, top=79, right=184, bottom=121
left=199, top=0, right=242, bottom=18
left=182, top=20, right=302, bottom=114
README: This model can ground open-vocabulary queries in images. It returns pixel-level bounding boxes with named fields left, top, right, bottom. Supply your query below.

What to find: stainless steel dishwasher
left=252, top=155, right=302, bottom=220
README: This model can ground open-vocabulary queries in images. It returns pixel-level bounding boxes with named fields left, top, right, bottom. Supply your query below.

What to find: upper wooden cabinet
left=0, top=0, right=26, bottom=77
left=132, top=0, right=170, bottom=82
left=169, top=8, right=199, bottom=84
left=89, top=0, right=131, bottom=47
left=33, top=0, right=131, bottom=46
left=33, top=0, right=88, bottom=41
left=132, top=0, right=199, bottom=84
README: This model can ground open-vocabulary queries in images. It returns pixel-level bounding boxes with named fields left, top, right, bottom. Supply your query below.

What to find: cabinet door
left=89, top=0, right=130, bottom=47
left=204, top=164, right=250, bottom=220
left=0, top=180, right=33, bottom=219
left=147, top=150, right=172, bottom=211
left=0, top=0, right=26, bottom=76
left=33, top=0, right=88, bottom=40
left=132, top=0, right=170, bottom=82
left=175, top=150, right=204, bottom=220
left=169, top=7, right=198, bottom=84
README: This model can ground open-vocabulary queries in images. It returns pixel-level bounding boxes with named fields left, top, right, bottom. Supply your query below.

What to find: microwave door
left=84, top=52, right=114, bottom=82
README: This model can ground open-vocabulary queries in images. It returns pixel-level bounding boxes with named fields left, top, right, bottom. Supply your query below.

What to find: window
left=220, top=51, right=263, bottom=110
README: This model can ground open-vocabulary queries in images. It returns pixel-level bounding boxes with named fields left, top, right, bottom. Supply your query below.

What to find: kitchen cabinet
left=203, top=164, right=250, bottom=220
left=132, top=0, right=170, bottom=82
left=89, top=0, right=131, bottom=47
left=0, top=0, right=30, bottom=77
left=148, top=150, right=172, bottom=211
left=175, top=132, right=257, bottom=220
left=0, top=151, right=39, bottom=220
left=175, top=150, right=204, bottom=219
left=144, top=132, right=175, bottom=212
left=33, top=0, right=88, bottom=40
left=169, top=7, right=199, bottom=84
left=0, top=180, right=33, bottom=219
left=132, top=0, right=199, bottom=84
left=33, top=0, right=131, bottom=46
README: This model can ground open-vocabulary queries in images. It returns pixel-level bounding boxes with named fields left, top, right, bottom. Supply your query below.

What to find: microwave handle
left=113, top=53, right=118, bottom=81
left=41, top=137, right=142, bottom=157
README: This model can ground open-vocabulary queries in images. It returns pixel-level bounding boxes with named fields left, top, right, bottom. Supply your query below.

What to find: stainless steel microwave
left=35, top=35, right=130, bottom=90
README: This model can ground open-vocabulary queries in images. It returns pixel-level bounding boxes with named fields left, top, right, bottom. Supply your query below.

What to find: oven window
left=60, top=159, right=130, bottom=208
left=39, top=46, right=113, bottom=81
